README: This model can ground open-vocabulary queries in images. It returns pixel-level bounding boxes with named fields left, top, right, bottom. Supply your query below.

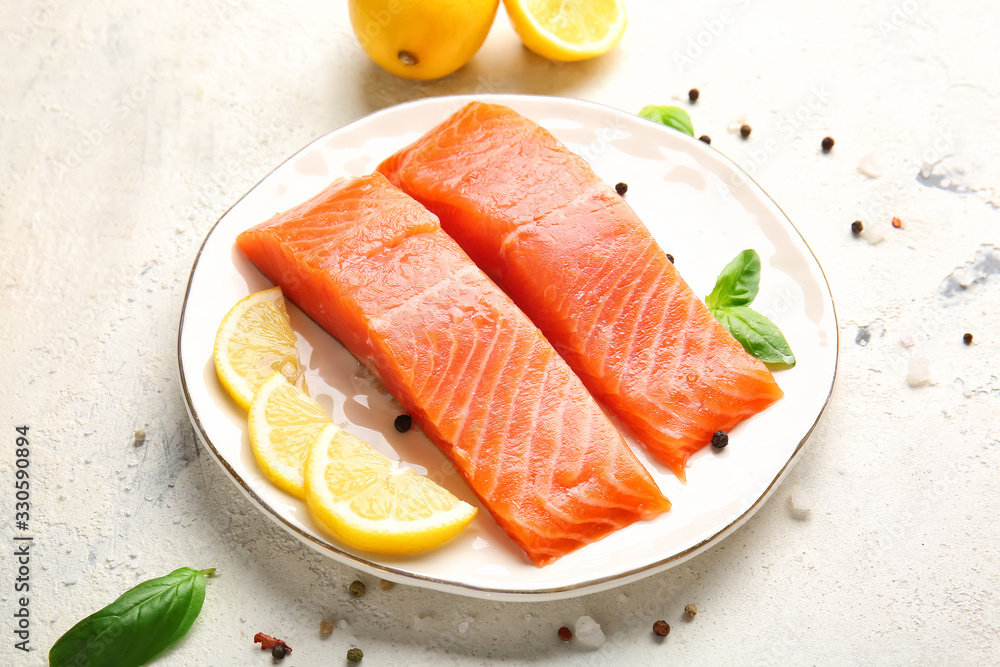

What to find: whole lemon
left=349, top=0, right=500, bottom=80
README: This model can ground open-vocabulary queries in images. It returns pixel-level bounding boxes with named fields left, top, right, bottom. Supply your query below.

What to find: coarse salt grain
left=907, top=355, right=932, bottom=387
left=857, top=154, right=884, bottom=178
left=862, top=223, right=888, bottom=245
left=574, top=616, right=605, bottom=649
left=790, top=484, right=815, bottom=513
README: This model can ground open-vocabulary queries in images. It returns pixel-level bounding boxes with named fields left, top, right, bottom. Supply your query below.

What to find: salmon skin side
left=236, top=173, right=670, bottom=567
left=379, top=102, right=784, bottom=480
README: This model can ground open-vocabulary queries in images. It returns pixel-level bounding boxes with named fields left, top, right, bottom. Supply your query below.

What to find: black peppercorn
left=963, top=333, right=973, bottom=345
left=347, top=647, right=364, bottom=662
left=851, top=220, right=863, bottom=235
left=688, top=88, right=699, bottom=102
left=740, top=124, right=751, bottom=139
left=653, top=620, right=670, bottom=637
left=272, top=645, right=288, bottom=660
left=615, top=182, right=628, bottom=196
left=821, top=136, right=834, bottom=152
left=349, top=580, right=366, bottom=598
left=698, top=135, right=711, bottom=145
left=394, top=414, right=412, bottom=433
left=711, top=430, right=728, bottom=449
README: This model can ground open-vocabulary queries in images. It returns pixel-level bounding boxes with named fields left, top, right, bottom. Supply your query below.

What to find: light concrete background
left=2, top=0, right=998, bottom=664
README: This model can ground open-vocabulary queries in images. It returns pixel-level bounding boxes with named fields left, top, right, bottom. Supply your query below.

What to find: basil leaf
left=713, top=306, right=796, bottom=366
left=49, top=567, right=215, bottom=667
left=705, top=249, right=760, bottom=310
left=638, top=105, right=695, bottom=137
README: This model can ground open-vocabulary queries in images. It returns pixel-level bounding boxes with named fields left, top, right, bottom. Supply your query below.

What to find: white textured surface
left=1, top=1, right=999, bottom=664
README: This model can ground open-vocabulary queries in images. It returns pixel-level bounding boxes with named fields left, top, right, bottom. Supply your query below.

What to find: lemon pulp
left=213, top=287, right=306, bottom=411
left=305, top=423, right=477, bottom=554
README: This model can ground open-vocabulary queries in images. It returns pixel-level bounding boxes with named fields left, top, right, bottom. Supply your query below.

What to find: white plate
left=178, top=94, right=838, bottom=601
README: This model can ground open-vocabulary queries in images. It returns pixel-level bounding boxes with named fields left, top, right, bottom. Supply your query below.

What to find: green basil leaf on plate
left=49, top=567, right=215, bottom=667
left=713, top=305, right=796, bottom=367
left=638, top=105, right=695, bottom=137
left=705, top=248, right=761, bottom=310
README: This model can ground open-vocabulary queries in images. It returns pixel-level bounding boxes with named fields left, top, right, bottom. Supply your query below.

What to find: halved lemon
left=214, top=286, right=307, bottom=411
left=248, top=371, right=331, bottom=499
left=305, top=423, right=477, bottom=554
left=502, top=0, right=627, bottom=62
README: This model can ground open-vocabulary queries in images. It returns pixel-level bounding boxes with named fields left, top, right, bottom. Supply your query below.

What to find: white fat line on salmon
left=450, top=330, right=519, bottom=464
left=363, top=220, right=440, bottom=259
left=429, top=320, right=504, bottom=436
left=374, top=265, right=482, bottom=321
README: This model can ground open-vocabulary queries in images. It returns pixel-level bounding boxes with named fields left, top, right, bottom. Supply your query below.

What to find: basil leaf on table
left=712, top=306, right=796, bottom=366
left=49, top=567, right=215, bottom=667
left=638, top=105, right=695, bottom=137
left=705, top=248, right=761, bottom=310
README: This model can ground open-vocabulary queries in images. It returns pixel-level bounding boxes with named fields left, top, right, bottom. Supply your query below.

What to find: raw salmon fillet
left=236, top=173, right=670, bottom=566
left=379, top=102, right=784, bottom=479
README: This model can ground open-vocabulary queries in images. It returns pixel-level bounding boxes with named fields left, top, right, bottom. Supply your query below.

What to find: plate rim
left=177, top=93, right=840, bottom=600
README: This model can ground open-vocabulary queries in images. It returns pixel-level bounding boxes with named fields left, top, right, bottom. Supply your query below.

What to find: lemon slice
left=248, top=371, right=331, bottom=499
left=503, top=0, right=627, bottom=62
left=214, top=286, right=307, bottom=411
left=305, top=423, right=477, bottom=554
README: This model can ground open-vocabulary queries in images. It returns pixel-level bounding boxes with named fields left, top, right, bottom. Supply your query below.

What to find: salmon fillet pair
left=237, top=102, right=782, bottom=566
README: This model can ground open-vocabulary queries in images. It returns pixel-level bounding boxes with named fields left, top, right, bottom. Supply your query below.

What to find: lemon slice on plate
left=214, top=286, right=307, bottom=411
left=248, top=371, right=331, bottom=499
left=503, top=0, right=627, bottom=62
left=305, top=423, right=477, bottom=554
